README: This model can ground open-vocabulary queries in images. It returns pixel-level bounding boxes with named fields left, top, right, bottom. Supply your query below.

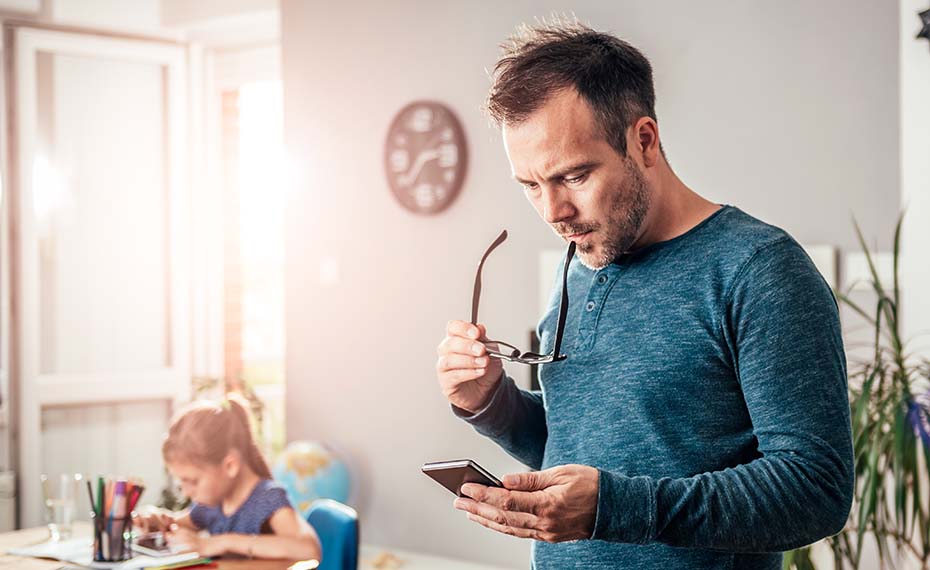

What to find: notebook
left=8, top=538, right=203, bottom=569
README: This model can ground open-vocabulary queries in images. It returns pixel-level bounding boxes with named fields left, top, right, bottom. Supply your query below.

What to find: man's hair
left=487, top=19, right=659, bottom=157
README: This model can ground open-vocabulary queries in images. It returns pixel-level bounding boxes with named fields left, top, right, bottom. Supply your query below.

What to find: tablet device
left=421, top=459, right=503, bottom=496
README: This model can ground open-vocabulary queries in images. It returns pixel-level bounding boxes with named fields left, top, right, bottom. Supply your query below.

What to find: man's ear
left=629, top=117, right=660, bottom=168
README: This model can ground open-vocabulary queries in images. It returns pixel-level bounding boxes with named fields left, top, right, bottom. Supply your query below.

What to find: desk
left=0, top=525, right=516, bottom=570
left=359, top=544, right=515, bottom=570
left=0, top=524, right=297, bottom=569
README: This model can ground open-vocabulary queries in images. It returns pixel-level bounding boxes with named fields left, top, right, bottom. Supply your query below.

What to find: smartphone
left=421, top=459, right=503, bottom=496
left=133, top=532, right=176, bottom=557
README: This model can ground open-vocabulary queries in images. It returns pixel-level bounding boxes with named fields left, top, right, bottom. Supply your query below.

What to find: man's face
left=503, top=88, right=652, bottom=270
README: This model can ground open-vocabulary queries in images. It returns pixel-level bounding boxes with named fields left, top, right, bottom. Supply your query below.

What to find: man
left=435, top=21, right=854, bottom=570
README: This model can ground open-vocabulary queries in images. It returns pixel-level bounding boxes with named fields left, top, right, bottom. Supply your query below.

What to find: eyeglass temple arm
left=550, top=241, right=576, bottom=358
left=471, top=230, right=509, bottom=325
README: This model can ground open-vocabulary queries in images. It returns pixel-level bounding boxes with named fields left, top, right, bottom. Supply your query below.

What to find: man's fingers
left=447, top=320, right=482, bottom=340
left=465, top=513, right=540, bottom=540
left=439, top=336, right=489, bottom=358
left=459, top=485, right=541, bottom=515
left=437, top=354, right=489, bottom=372
left=503, top=469, right=552, bottom=492
left=441, top=368, right=488, bottom=382
left=454, top=497, right=538, bottom=531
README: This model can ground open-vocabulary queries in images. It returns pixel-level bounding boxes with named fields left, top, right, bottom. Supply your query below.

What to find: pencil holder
left=92, top=512, right=133, bottom=562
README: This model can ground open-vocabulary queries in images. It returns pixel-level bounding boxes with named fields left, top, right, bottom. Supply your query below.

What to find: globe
left=272, top=441, right=352, bottom=517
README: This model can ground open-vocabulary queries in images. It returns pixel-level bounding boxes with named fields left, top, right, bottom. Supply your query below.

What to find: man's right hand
left=436, top=320, right=504, bottom=414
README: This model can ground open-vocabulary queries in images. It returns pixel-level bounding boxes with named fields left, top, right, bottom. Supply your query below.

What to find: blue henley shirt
left=456, top=205, right=854, bottom=569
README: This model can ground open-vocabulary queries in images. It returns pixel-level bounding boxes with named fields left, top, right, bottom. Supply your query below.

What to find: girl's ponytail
left=226, top=395, right=273, bottom=479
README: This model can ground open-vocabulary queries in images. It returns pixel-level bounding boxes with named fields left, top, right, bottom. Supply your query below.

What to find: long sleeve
left=591, top=238, right=855, bottom=552
left=452, top=372, right=549, bottom=470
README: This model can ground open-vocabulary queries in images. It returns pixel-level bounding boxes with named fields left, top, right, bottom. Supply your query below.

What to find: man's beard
left=554, top=157, right=652, bottom=271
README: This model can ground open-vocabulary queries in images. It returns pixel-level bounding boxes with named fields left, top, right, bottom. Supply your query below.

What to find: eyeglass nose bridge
left=484, top=340, right=568, bottom=365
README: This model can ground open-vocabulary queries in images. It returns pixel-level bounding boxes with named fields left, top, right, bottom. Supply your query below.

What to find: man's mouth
left=564, top=230, right=593, bottom=242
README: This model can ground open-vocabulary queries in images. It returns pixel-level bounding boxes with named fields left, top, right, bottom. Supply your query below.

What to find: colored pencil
left=96, top=477, right=104, bottom=519
left=85, top=479, right=97, bottom=517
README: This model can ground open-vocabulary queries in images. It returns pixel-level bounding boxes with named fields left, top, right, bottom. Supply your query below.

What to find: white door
left=8, top=25, right=191, bottom=527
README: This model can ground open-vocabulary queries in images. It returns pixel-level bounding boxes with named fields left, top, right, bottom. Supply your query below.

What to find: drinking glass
left=41, top=473, right=82, bottom=541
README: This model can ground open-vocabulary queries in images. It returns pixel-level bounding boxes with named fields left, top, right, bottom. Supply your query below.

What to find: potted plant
left=785, top=215, right=930, bottom=569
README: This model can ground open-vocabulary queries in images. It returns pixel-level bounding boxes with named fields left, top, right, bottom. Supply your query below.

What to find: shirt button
left=597, top=274, right=608, bottom=284
left=586, top=301, right=596, bottom=312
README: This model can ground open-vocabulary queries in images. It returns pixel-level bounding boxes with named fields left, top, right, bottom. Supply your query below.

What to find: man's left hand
left=453, top=464, right=599, bottom=543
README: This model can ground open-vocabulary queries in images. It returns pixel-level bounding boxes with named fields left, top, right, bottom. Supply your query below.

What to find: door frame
left=5, top=23, right=191, bottom=527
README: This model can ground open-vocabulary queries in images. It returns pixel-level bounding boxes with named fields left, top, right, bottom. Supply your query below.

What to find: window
left=220, top=81, right=286, bottom=455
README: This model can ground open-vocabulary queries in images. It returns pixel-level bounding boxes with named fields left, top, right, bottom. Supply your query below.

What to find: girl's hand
left=132, top=507, right=175, bottom=533
left=165, top=526, right=225, bottom=556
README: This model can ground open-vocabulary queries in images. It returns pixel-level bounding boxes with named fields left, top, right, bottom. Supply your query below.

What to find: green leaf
left=920, top=424, right=930, bottom=557
left=852, top=218, right=885, bottom=295
left=904, top=416, right=918, bottom=541
left=783, top=546, right=817, bottom=570
left=857, top=446, right=880, bottom=558
left=894, top=405, right=906, bottom=533
left=836, top=292, right=876, bottom=325
left=829, top=537, right=844, bottom=570
left=892, top=212, right=903, bottom=317
left=852, top=367, right=879, bottom=433
left=915, top=474, right=927, bottom=555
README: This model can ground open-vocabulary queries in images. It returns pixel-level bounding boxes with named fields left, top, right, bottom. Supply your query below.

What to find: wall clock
left=384, top=101, right=467, bottom=215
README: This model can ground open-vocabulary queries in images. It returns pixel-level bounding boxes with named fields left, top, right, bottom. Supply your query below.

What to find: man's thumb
left=503, top=470, right=548, bottom=491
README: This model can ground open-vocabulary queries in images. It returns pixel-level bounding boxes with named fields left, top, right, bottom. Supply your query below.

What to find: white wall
left=280, top=1, right=900, bottom=567
left=0, top=0, right=38, bottom=14
left=160, top=0, right=277, bottom=27
left=899, top=0, right=930, bottom=356
left=43, top=0, right=161, bottom=32
left=160, top=0, right=279, bottom=48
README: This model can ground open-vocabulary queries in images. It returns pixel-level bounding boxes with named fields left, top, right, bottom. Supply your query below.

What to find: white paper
left=8, top=538, right=200, bottom=569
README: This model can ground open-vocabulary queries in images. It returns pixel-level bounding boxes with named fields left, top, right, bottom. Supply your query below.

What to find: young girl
left=135, top=396, right=321, bottom=561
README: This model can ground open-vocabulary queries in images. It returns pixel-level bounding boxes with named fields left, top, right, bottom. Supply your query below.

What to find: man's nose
left=541, top=187, right=575, bottom=224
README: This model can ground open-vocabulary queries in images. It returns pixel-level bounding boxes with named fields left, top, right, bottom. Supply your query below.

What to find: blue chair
left=306, top=499, right=359, bottom=570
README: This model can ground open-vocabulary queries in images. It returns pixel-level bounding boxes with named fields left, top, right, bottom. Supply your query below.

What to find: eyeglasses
left=470, top=230, right=576, bottom=365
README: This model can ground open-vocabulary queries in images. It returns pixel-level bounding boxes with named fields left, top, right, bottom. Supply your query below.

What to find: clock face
left=384, top=101, right=467, bottom=215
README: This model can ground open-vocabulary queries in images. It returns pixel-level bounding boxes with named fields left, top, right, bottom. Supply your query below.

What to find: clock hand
left=397, top=127, right=449, bottom=186
left=398, top=148, right=441, bottom=187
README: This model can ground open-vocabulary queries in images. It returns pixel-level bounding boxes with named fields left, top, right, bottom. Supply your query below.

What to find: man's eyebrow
left=513, top=161, right=599, bottom=185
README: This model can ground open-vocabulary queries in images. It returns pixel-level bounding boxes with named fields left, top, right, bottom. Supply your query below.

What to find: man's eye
left=522, top=182, right=539, bottom=192
left=564, top=174, right=587, bottom=185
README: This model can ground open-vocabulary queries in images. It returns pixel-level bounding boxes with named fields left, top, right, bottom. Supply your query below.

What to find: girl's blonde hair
left=162, top=394, right=272, bottom=479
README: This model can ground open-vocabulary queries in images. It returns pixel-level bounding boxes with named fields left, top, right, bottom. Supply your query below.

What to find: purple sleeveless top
left=189, top=479, right=292, bottom=535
